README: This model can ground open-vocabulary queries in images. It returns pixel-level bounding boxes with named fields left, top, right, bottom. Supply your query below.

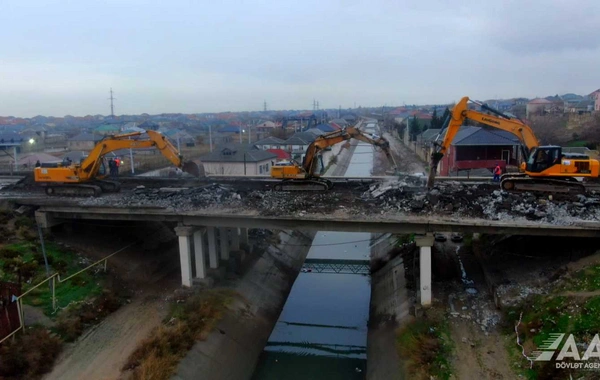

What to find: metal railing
left=0, top=242, right=136, bottom=344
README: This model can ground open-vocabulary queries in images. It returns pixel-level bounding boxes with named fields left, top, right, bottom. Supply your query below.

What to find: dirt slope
left=44, top=292, right=172, bottom=380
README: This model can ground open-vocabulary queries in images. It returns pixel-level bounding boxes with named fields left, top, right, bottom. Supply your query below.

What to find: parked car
left=451, top=233, right=464, bottom=242
left=434, top=233, right=447, bottom=242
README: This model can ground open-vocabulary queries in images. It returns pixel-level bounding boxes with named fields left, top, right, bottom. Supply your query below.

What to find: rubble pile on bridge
left=77, top=180, right=600, bottom=225
left=82, top=184, right=246, bottom=210
left=364, top=181, right=600, bottom=224
left=244, top=189, right=356, bottom=216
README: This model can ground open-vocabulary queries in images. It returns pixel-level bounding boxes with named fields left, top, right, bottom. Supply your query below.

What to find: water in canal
left=252, top=124, right=378, bottom=380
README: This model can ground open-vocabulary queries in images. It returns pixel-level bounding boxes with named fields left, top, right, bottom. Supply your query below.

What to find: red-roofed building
left=267, top=148, right=291, bottom=161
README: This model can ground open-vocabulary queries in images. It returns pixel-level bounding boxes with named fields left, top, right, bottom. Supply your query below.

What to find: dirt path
left=440, top=242, right=515, bottom=380
left=450, top=318, right=514, bottom=380
left=44, top=291, right=172, bottom=380
left=378, top=131, right=426, bottom=175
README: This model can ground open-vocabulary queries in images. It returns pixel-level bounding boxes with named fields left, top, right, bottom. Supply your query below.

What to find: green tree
left=409, top=116, right=421, bottom=141
left=440, top=107, right=450, bottom=128
left=431, top=109, right=439, bottom=129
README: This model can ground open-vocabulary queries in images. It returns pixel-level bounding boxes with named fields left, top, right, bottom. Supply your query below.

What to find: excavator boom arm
left=302, top=126, right=397, bottom=176
left=428, top=97, right=540, bottom=187
left=79, top=130, right=183, bottom=179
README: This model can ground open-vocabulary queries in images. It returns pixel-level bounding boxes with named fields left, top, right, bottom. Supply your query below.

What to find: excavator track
left=272, top=178, right=333, bottom=191
left=44, top=184, right=102, bottom=197
left=500, top=175, right=585, bottom=194
left=95, top=180, right=121, bottom=193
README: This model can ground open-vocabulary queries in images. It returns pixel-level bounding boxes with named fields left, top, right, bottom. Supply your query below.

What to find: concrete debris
left=363, top=181, right=600, bottom=225
left=73, top=179, right=600, bottom=226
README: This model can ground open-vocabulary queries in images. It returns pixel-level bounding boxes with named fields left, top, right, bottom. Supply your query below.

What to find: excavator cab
left=526, top=146, right=561, bottom=173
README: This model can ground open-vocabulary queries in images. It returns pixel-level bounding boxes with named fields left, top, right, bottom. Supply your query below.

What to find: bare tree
left=528, top=115, right=570, bottom=145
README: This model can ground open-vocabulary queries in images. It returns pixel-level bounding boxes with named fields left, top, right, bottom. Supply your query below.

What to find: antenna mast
left=109, top=88, right=116, bottom=118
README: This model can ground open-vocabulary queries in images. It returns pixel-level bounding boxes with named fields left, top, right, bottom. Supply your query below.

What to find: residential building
left=590, top=89, right=600, bottom=112
left=412, top=129, right=441, bottom=162
left=266, top=148, right=291, bottom=161
left=284, top=132, right=317, bottom=162
left=94, top=123, right=121, bottom=135
left=68, top=133, right=100, bottom=150
left=526, top=98, right=553, bottom=118
left=437, top=126, right=521, bottom=176
left=255, top=121, right=277, bottom=133
left=253, top=136, right=285, bottom=150
left=199, top=143, right=277, bottom=175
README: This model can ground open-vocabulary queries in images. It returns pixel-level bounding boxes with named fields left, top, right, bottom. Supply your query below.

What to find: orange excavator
left=270, top=126, right=397, bottom=191
left=427, top=96, right=600, bottom=193
left=34, top=130, right=202, bottom=196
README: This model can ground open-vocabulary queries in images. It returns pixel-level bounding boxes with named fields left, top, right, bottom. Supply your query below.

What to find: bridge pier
left=230, top=228, right=240, bottom=251
left=415, top=233, right=434, bottom=307
left=175, top=225, right=210, bottom=287
left=193, top=229, right=207, bottom=281
left=219, top=227, right=230, bottom=261
left=207, top=226, right=219, bottom=269
left=239, top=227, right=248, bottom=246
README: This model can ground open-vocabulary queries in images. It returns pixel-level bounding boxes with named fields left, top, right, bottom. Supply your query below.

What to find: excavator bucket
left=182, top=160, right=205, bottom=178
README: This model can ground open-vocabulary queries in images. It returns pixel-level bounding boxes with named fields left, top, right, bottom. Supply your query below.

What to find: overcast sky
left=2, top=0, right=600, bottom=117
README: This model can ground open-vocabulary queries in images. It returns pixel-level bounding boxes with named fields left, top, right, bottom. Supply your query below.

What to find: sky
left=2, top=0, right=600, bottom=117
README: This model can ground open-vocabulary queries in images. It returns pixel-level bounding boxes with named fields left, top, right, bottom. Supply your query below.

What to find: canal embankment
left=173, top=229, right=315, bottom=379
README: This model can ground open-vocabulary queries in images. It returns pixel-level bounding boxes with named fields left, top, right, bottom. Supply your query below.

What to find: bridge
left=302, top=259, right=370, bottom=275
left=17, top=200, right=600, bottom=309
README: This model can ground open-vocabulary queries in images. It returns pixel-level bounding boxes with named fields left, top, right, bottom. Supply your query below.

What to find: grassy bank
left=504, top=263, right=600, bottom=379
left=123, top=288, right=238, bottom=380
left=395, top=312, right=453, bottom=380
left=0, top=212, right=128, bottom=379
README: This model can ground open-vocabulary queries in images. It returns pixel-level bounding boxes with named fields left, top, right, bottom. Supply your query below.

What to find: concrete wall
left=203, top=159, right=275, bottom=176
left=367, top=234, right=410, bottom=380
left=173, top=230, right=315, bottom=380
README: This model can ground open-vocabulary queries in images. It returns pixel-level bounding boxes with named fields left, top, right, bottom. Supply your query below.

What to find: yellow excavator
left=427, top=96, right=600, bottom=193
left=270, top=126, right=397, bottom=191
left=34, top=130, right=202, bottom=196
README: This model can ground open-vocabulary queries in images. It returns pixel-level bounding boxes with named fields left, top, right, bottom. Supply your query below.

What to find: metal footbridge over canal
left=302, top=258, right=370, bottom=275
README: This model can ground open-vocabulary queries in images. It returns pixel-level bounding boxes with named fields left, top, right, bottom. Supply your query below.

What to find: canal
left=252, top=123, right=378, bottom=380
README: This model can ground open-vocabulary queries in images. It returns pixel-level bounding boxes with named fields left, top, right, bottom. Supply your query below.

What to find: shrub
left=0, top=327, right=62, bottom=378
left=0, top=247, right=20, bottom=259
left=14, top=216, right=34, bottom=229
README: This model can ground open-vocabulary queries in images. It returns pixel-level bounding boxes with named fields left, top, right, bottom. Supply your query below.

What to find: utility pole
left=129, top=136, right=134, bottom=174
left=209, top=125, right=213, bottom=152
left=108, top=88, right=115, bottom=118
left=239, top=125, right=243, bottom=143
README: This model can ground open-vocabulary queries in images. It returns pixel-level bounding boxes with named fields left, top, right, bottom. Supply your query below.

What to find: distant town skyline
left=2, top=0, right=600, bottom=118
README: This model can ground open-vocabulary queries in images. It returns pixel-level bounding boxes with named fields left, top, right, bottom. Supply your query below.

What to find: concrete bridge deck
left=32, top=204, right=600, bottom=237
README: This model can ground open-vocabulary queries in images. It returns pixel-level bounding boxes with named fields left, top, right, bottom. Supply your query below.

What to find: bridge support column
left=175, top=226, right=195, bottom=287
left=207, top=226, right=218, bottom=269
left=220, top=227, right=230, bottom=261
left=415, top=233, right=434, bottom=307
left=239, top=228, right=248, bottom=246
left=193, top=229, right=207, bottom=280
left=230, top=228, right=240, bottom=251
